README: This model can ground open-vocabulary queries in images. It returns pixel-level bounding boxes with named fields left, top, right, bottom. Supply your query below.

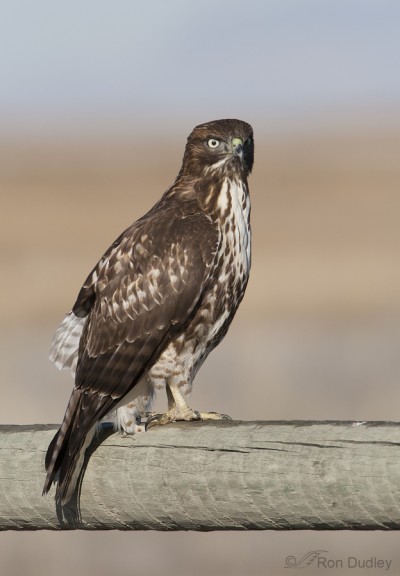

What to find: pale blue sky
left=1, top=0, right=399, bottom=134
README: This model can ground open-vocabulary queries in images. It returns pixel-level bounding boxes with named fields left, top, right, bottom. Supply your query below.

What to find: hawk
left=43, top=119, right=254, bottom=505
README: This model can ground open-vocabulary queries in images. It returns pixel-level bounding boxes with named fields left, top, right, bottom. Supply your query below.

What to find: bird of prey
left=43, top=118, right=254, bottom=505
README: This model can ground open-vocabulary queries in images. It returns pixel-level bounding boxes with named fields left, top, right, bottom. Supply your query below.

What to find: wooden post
left=1, top=421, right=400, bottom=530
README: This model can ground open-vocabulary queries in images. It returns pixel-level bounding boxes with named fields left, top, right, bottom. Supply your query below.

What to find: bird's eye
left=207, top=138, right=220, bottom=149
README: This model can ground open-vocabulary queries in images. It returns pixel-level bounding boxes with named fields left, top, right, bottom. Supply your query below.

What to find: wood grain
left=1, top=421, right=399, bottom=530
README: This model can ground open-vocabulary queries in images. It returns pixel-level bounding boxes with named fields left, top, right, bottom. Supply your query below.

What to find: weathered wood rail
left=0, top=420, right=399, bottom=530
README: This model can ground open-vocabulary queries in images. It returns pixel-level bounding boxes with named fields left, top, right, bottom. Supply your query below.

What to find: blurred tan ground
left=2, top=124, right=400, bottom=323
left=1, top=122, right=400, bottom=575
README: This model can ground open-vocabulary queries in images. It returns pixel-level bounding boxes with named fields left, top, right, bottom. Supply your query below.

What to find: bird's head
left=180, top=119, right=254, bottom=180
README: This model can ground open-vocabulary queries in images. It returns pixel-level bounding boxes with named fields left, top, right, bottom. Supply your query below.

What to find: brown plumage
left=44, top=119, right=254, bottom=504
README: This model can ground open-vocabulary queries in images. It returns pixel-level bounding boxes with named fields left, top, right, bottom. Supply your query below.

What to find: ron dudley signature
left=285, top=550, right=392, bottom=571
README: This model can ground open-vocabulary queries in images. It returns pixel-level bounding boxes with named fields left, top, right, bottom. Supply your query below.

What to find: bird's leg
left=168, top=378, right=232, bottom=421
left=146, top=380, right=200, bottom=429
left=146, top=378, right=231, bottom=430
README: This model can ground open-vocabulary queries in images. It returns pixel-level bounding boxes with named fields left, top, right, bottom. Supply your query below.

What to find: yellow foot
left=146, top=409, right=231, bottom=430
left=146, top=408, right=201, bottom=430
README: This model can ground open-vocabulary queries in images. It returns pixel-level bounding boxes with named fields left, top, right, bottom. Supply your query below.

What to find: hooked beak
left=231, top=137, right=243, bottom=157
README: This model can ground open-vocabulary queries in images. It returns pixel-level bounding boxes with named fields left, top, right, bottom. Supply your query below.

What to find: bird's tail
left=43, top=388, right=95, bottom=505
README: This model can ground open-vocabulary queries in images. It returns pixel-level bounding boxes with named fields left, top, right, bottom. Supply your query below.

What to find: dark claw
left=145, top=413, right=163, bottom=431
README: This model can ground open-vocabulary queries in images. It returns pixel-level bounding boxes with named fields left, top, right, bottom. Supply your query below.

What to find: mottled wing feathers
left=49, top=232, right=127, bottom=374
left=76, top=208, right=219, bottom=394
left=44, top=208, right=220, bottom=501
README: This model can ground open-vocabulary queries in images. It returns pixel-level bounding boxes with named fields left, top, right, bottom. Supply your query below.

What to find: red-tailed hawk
left=43, top=119, right=254, bottom=505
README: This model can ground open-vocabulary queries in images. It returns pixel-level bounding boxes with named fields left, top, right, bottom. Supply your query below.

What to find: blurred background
left=1, top=1, right=400, bottom=574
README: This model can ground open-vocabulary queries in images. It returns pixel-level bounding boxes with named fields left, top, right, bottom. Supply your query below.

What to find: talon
left=145, top=408, right=202, bottom=430
left=145, top=413, right=163, bottom=431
